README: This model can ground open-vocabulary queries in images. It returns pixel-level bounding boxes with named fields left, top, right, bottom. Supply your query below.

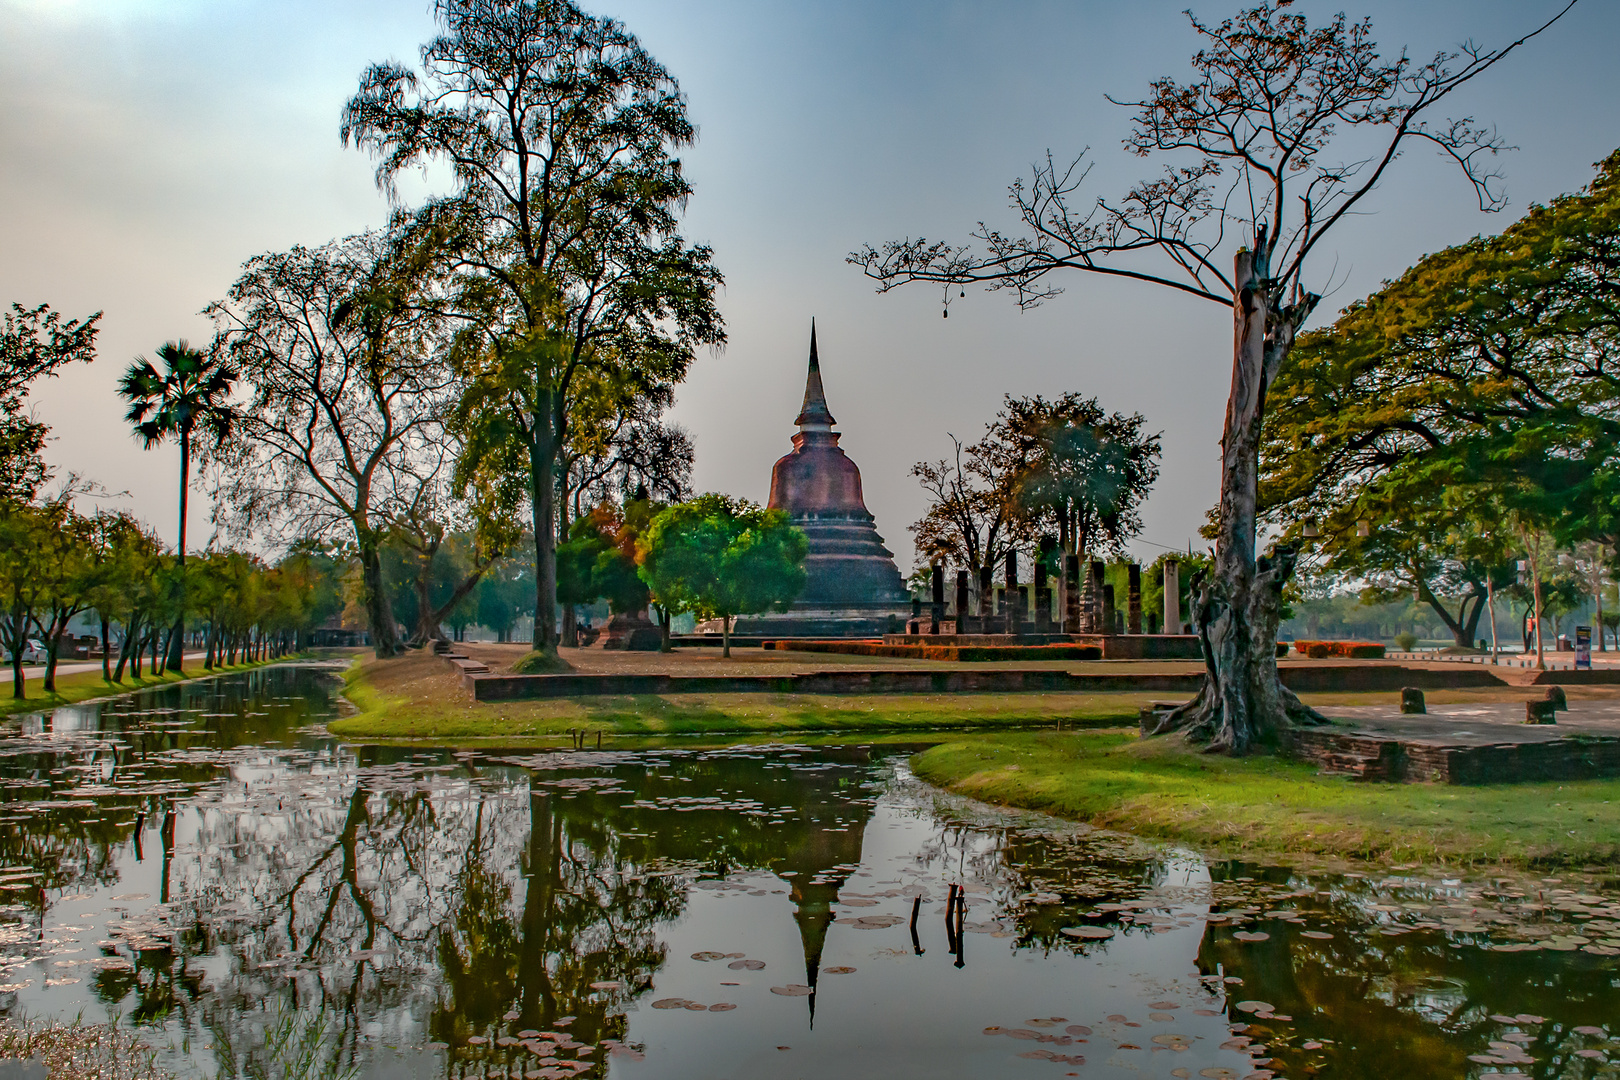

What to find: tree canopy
left=343, top=0, right=724, bottom=661
left=1263, top=150, right=1620, bottom=648
left=638, top=494, right=806, bottom=657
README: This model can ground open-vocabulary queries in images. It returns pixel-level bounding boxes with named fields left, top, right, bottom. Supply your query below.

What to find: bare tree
left=208, top=230, right=454, bottom=657
left=853, top=1, right=1575, bottom=753
left=910, top=435, right=1022, bottom=578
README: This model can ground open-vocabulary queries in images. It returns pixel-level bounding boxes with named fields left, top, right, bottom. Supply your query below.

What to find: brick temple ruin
left=725, top=323, right=912, bottom=638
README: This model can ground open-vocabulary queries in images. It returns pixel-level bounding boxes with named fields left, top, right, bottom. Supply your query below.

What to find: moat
left=1, top=664, right=1617, bottom=1078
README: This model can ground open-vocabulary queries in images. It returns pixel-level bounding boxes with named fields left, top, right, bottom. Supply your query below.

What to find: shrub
left=1393, top=631, right=1417, bottom=651
left=1293, top=639, right=1386, bottom=659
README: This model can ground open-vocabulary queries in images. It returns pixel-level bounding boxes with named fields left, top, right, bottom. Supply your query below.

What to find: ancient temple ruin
left=729, top=323, right=910, bottom=637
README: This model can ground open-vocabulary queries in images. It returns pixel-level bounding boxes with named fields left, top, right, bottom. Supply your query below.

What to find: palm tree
left=118, top=341, right=236, bottom=673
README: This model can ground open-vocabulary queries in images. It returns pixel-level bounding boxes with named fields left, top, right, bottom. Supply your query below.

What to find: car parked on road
left=3, top=640, right=49, bottom=664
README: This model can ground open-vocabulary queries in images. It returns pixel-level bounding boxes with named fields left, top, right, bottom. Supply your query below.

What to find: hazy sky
left=4, top=0, right=1617, bottom=570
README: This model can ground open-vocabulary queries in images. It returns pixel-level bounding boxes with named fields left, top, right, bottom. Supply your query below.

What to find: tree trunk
left=359, top=538, right=402, bottom=658
left=1148, top=248, right=1324, bottom=753
left=6, top=603, right=24, bottom=700
left=100, top=615, right=111, bottom=682
left=529, top=390, right=560, bottom=655
left=722, top=614, right=732, bottom=659
left=115, top=616, right=137, bottom=682
left=41, top=613, right=69, bottom=692
left=1598, top=586, right=1606, bottom=652
left=168, top=428, right=189, bottom=673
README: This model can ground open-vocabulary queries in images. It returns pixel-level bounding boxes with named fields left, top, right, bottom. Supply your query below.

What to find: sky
left=3, top=0, right=1618, bottom=571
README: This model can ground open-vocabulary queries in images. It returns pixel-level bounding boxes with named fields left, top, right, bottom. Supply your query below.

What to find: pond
left=1, top=663, right=1618, bottom=1079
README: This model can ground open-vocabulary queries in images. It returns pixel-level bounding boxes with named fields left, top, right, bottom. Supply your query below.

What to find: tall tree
left=0, top=303, right=100, bottom=502
left=854, top=1, right=1575, bottom=753
left=118, top=340, right=237, bottom=672
left=993, top=393, right=1161, bottom=559
left=343, top=0, right=725, bottom=666
left=1264, top=152, right=1620, bottom=657
left=209, top=230, right=452, bottom=658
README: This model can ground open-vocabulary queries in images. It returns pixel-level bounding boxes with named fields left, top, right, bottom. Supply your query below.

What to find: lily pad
left=770, top=984, right=813, bottom=996
left=1060, top=926, right=1115, bottom=940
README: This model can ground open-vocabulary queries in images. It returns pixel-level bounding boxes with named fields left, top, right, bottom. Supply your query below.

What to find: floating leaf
left=708, top=1003, right=736, bottom=1012
left=1233, top=931, right=1270, bottom=942
left=1064, top=1025, right=1093, bottom=1036
left=651, top=998, right=689, bottom=1010
left=691, top=951, right=726, bottom=961
left=770, top=984, right=813, bottom=996
left=1061, top=927, right=1114, bottom=940
left=822, top=966, right=856, bottom=974
left=727, top=959, right=765, bottom=970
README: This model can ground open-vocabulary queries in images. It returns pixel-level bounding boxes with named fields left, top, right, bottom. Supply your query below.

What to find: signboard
left=1576, top=625, right=1592, bottom=670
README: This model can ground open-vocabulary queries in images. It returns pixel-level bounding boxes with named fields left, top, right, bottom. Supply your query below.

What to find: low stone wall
left=766, top=640, right=1104, bottom=662
left=1278, top=665, right=1504, bottom=692
left=468, top=668, right=1206, bottom=701
left=1287, top=727, right=1620, bottom=784
left=462, top=662, right=1513, bottom=701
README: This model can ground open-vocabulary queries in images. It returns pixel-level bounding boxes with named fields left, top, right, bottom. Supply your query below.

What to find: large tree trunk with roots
left=1147, top=246, right=1326, bottom=754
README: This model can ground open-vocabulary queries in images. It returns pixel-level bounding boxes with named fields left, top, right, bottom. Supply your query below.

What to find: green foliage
left=1394, top=631, right=1417, bottom=651
left=639, top=494, right=808, bottom=628
left=1263, top=152, right=1620, bottom=646
left=0, top=303, right=100, bottom=501
left=995, top=393, right=1161, bottom=557
left=911, top=393, right=1161, bottom=575
left=344, top=0, right=725, bottom=653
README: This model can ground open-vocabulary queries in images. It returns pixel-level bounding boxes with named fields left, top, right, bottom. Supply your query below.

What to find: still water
left=1, top=664, right=1618, bottom=1079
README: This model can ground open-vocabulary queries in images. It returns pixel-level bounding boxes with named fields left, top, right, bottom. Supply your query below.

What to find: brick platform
left=1279, top=703, right=1620, bottom=784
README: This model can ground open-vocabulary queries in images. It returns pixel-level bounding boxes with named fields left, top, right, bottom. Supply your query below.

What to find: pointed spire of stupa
left=794, top=319, right=836, bottom=431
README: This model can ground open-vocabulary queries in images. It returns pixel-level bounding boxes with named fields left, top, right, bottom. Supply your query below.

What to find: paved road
left=10, top=652, right=211, bottom=680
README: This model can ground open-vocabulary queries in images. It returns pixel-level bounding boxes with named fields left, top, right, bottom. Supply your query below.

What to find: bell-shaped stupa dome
left=767, top=322, right=909, bottom=612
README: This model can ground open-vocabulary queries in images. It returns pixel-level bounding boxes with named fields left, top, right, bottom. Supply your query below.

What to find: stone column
left=955, top=569, right=971, bottom=635
left=1005, top=550, right=1021, bottom=635
left=1127, top=563, right=1142, bottom=635
left=1164, top=559, right=1181, bottom=635
left=930, top=561, right=944, bottom=635
left=1102, top=583, right=1116, bottom=637
left=1064, top=555, right=1081, bottom=634
left=979, top=564, right=995, bottom=627
left=1033, top=558, right=1050, bottom=633
left=1087, top=561, right=1105, bottom=634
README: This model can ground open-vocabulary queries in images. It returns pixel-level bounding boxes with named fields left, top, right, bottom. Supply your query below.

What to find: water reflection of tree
left=7, top=733, right=889, bottom=1075
left=1199, top=871, right=1620, bottom=1079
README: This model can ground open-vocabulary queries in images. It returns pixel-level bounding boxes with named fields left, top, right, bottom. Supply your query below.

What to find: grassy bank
left=910, top=730, right=1620, bottom=867
left=0, top=655, right=294, bottom=717
left=328, top=652, right=1158, bottom=739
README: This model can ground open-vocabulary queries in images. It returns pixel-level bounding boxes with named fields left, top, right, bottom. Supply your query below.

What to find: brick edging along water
left=447, top=658, right=1523, bottom=702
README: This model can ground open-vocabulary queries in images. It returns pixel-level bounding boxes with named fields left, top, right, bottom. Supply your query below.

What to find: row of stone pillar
left=918, top=556, right=1187, bottom=636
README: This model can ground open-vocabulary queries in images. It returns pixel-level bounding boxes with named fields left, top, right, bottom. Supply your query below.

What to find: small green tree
left=638, top=495, right=807, bottom=657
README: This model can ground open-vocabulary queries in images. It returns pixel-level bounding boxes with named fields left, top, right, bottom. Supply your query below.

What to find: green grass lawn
left=0, top=656, right=288, bottom=717
left=328, top=657, right=1155, bottom=739
left=910, top=730, right=1620, bottom=867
